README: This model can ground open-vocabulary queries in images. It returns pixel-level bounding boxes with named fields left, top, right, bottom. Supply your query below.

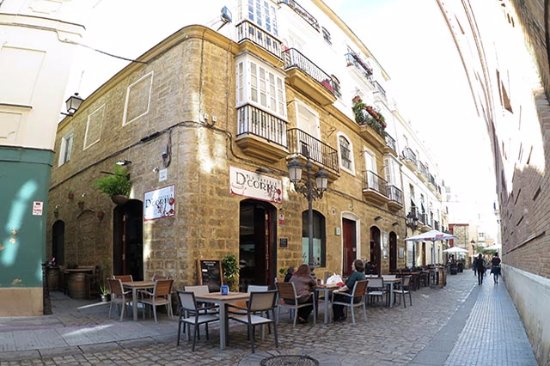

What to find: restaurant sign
left=144, top=185, right=175, bottom=221
left=230, top=166, right=282, bottom=203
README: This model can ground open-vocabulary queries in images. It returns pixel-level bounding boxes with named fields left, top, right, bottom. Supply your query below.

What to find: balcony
left=402, top=147, right=417, bottom=171
left=287, top=128, right=339, bottom=180
left=346, top=50, right=373, bottom=79
left=278, top=0, right=320, bottom=32
left=236, top=21, right=282, bottom=64
left=283, top=48, right=337, bottom=106
left=386, top=185, right=403, bottom=212
left=363, top=170, right=389, bottom=206
left=236, top=104, right=288, bottom=163
left=418, top=212, right=431, bottom=232
left=373, top=81, right=387, bottom=102
left=417, top=161, right=428, bottom=182
left=383, top=133, right=397, bottom=157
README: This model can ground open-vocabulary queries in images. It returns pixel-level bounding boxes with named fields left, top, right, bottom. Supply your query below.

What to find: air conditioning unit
left=221, top=6, right=232, bottom=24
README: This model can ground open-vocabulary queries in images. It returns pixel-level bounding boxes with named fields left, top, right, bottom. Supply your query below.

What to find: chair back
left=177, top=291, right=198, bottom=312
left=402, top=275, right=411, bottom=288
left=108, top=278, right=124, bottom=296
left=247, top=285, right=268, bottom=293
left=113, top=275, right=133, bottom=282
left=248, top=290, right=277, bottom=312
left=152, top=274, right=168, bottom=281
left=352, top=280, right=368, bottom=298
left=368, top=277, right=383, bottom=288
left=276, top=282, right=297, bottom=302
left=154, top=279, right=173, bottom=297
left=184, top=285, right=210, bottom=296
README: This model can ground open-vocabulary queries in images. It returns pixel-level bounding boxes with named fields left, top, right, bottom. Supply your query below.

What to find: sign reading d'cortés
left=230, top=166, right=282, bottom=203
left=144, top=185, right=176, bottom=221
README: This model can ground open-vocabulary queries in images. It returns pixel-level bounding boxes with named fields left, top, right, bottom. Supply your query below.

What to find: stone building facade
left=47, top=1, right=448, bottom=293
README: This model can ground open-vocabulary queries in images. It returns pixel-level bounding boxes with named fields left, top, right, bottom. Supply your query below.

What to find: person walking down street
left=472, top=255, right=478, bottom=277
left=332, top=259, right=366, bottom=322
left=288, top=264, right=316, bottom=324
left=475, top=253, right=486, bottom=285
left=491, top=253, right=502, bottom=284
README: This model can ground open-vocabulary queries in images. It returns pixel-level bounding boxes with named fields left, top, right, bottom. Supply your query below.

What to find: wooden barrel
left=47, top=267, right=59, bottom=290
left=68, top=273, right=87, bottom=299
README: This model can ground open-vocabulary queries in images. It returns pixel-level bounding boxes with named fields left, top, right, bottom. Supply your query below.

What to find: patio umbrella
left=405, top=230, right=458, bottom=265
left=442, top=247, right=469, bottom=254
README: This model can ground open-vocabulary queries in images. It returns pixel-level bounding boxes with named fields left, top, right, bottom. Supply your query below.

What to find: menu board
left=197, top=259, right=222, bottom=292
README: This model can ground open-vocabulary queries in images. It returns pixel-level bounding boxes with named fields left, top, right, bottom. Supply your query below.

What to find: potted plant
left=222, top=254, right=239, bottom=292
left=99, top=282, right=110, bottom=302
left=94, top=165, right=132, bottom=205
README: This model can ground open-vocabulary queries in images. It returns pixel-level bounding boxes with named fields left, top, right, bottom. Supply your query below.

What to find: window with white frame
left=58, top=133, right=73, bottom=166
left=295, top=101, right=321, bottom=160
left=244, top=0, right=278, bottom=36
left=83, top=105, right=104, bottom=150
left=235, top=55, right=286, bottom=119
left=338, top=133, right=354, bottom=173
left=364, top=149, right=378, bottom=190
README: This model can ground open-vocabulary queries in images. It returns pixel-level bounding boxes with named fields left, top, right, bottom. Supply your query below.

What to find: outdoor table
left=315, top=283, right=339, bottom=324
left=122, top=280, right=155, bottom=321
left=194, top=291, right=250, bottom=350
left=381, top=276, right=402, bottom=307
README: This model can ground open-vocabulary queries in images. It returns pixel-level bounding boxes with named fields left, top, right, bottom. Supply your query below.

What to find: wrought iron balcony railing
left=287, top=128, right=338, bottom=172
left=278, top=0, right=320, bottom=32
left=418, top=161, right=429, bottom=178
left=387, top=184, right=403, bottom=204
left=374, top=80, right=387, bottom=100
left=385, top=133, right=396, bottom=152
left=419, top=212, right=428, bottom=226
left=364, top=170, right=388, bottom=196
left=434, top=220, right=440, bottom=231
left=283, top=48, right=338, bottom=96
left=402, top=147, right=417, bottom=166
left=236, top=21, right=282, bottom=58
left=237, top=104, right=287, bottom=147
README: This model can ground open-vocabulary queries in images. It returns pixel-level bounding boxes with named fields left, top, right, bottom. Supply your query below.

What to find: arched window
left=338, top=133, right=354, bottom=174
left=301, top=210, right=326, bottom=267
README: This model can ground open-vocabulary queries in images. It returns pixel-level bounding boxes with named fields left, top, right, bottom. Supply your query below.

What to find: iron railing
left=387, top=184, right=403, bottom=204
left=374, top=80, right=387, bottom=100
left=418, top=161, right=429, bottom=178
left=385, top=133, right=396, bottom=152
left=237, top=104, right=287, bottom=147
left=278, top=0, right=320, bottom=32
left=283, top=48, right=338, bottom=97
left=287, top=128, right=338, bottom=172
left=364, top=170, right=388, bottom=196
left=236, top=21, right=282, bottom=58
left=402, top=147, right=417, bottom=166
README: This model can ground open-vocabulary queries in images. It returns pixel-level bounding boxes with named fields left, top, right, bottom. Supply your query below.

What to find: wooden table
left=315, top=284, right=340, bottom=324
left=122, top=281, right=155, bottom=321
left=194, top=292, right=250, bottom=350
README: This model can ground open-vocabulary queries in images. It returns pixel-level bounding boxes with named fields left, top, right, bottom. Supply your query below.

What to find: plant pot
left=111, top=195, right=129, bottom=205
left=100, top=294, right=110, bottom=303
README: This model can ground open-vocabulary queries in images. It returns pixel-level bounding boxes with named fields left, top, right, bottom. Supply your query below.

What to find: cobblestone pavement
left=0, top=272, right=535, bottom=365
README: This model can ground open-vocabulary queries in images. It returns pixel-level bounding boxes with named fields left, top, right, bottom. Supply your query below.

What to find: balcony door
left=370, top=226, right=381, bottom=275
left=389, top=231, right=397, bottom=272
left=296, top=101, right=321, bottom=160
left=364, top=149, right=378, bottom=190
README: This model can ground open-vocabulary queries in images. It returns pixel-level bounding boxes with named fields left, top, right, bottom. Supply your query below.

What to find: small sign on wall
left=32, top=201, right=43, bottom=216
left=279, top=238, right=288, bottom=248
left=144, top=185, right=175, bottom=221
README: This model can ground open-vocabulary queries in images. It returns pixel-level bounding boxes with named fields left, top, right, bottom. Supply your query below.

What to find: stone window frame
left=83, top=104, right=105, bottom=150
left=122, top=71, right=154, bottom=126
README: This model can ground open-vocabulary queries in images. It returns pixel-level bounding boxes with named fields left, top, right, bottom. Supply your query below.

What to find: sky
left=66, top=0, right=499, bottom=240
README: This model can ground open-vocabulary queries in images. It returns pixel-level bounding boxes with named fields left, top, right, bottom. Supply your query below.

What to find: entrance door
left=239, top=200, right=277, bottom=291
left=52, top=220, right=65, bottom=265
left=370, top=226, right=381, bottom=275
left=113, top=200, right=143, bottom=280
left=342, top=218, right=356, bottom=277
left=389, top=232, right=397, bottom=272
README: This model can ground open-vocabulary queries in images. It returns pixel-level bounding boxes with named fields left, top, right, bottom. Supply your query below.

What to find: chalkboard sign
left=197, top=259, right=222, bottom=292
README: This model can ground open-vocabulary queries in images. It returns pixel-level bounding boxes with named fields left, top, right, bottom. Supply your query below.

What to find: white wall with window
left=337, top=132, right=354, bottom=175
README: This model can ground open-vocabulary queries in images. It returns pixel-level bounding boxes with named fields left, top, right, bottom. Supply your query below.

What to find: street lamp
left=287, top=156, right=329, bottom=268
left=406, top=210, right=419, bottom=268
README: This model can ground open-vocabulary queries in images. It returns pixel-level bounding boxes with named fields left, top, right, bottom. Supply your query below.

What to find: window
left=296, top=101, right=320, bottom=159
left=236, top=55, right=286, bottom=119
left=246, top=0, right=278, bottom=36
left=338, top=134, right=354, bottom=173
left=302, top=210, right=326, bottom=267
left=58, top=133, right=73, bottom=166
left=122, top=72, right=153, bottom=126
left=321, top=27, right=331, bottom=44
left=364, top=149, right=377, bottom=189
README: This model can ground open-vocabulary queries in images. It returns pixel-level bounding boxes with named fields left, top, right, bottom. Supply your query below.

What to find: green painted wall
left=0, top=146, right=53, bottom=288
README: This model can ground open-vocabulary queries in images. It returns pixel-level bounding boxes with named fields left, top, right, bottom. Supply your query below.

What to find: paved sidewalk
left=0, top=272, right=537, bottom=365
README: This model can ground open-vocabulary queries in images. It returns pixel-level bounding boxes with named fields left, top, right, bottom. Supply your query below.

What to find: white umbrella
left=405, top=230, right=458, bottom=265
left=443, top=247, right=469, bottom=254
left=483, top=244, right=501, bottom=252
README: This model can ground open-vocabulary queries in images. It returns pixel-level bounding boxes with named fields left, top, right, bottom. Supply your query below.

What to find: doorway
left=370, top=226, right=381, bottom=275
left=389, top=231, right=397, bottom=272
left=239, top=200, right=277, bottom=291
left=113, top=200, right=143, bottom=280
left=342, top=218, right=356, bottom=276
left=52, top=220, right=65, bottom=265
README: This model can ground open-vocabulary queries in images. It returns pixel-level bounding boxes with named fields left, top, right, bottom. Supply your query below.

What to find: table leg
left=133, top=288, right=138, bottom=321
left=389, top=283, right=394, bottom=308
left=324, top=289, right=329, bottom=324
left=219, top=302, right=226, bottom=350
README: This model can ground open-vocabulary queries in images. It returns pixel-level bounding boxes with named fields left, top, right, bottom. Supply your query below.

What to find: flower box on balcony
left=351, top=96, right=386, bottom=134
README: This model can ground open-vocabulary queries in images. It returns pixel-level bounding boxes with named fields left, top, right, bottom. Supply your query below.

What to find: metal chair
left=228, top=290, right=278, bottom=353
left=107, top=278, right=132, bottom=321
left=112, top=274, right=133, bottom=282
left=367, top=277, right=387, bottom=306
left=331, top=280, right=368, bottom=324
left=139, top=279, right=174, bottom=322
left=275, top=282, right=316, bottom=326
left=176, top=291, right=219, bottom=351
left=393, top=276, right=413, bottom=308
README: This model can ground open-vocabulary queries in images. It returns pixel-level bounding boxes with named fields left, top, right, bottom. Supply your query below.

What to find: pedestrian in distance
left=475, top=253, right=486, bottom=285
left=491, top=253, right=502, bottom=284
left=472, top=255, right=478, bottom=277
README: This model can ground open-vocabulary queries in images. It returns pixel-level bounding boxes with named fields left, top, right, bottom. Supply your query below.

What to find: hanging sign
left=229, top=166, right=282, bottom=203
left=144, top=185, right=175, bottom=221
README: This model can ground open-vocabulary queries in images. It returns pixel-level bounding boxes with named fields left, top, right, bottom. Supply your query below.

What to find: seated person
left=332, top=259, right=366, bottom=321
left=365, top=261, right=374, bottom=275
left=288, top=264, right=316, bottom=323
left=284, top=266, right=295, bottom=282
